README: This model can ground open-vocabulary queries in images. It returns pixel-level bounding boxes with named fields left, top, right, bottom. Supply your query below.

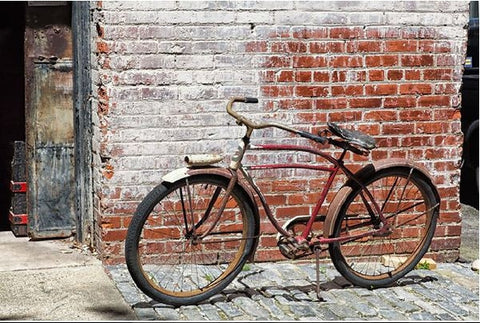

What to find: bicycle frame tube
left=243, top=143, right=388, bottom=245
left=244, top=144, right=346, bottom=241
left=213, top=110, right=388, bottom=246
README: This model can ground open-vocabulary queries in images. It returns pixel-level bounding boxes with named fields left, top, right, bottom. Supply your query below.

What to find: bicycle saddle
left=327, top=122, right=376, bottom=150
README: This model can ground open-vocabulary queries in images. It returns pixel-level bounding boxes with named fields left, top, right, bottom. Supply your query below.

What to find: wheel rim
left=135, top=178, right=250, bottom=298
left=334, top=171, right=436, bottom=282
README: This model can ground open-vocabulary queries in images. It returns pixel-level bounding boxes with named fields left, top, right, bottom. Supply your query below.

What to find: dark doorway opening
left=0, top=2, right=26, bottom=230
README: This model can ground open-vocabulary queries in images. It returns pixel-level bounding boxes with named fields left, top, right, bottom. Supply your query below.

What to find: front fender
left=324, top=159, right=440, bottom=238
left=162, top=166, right=261, bottom=262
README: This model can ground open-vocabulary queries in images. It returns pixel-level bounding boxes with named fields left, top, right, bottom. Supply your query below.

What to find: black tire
left=329, top=167, right=439, bottom=288
left=125, top=175, right=256, bottom=306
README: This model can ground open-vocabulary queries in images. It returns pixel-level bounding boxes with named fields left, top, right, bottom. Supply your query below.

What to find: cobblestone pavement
left=106, top=261, right=479, bottom=321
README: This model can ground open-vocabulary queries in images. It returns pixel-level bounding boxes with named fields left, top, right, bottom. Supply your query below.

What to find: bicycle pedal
left=277, top=236, right=312, bottom=259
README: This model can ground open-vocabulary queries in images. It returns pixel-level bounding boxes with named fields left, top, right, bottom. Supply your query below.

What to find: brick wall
left=91, top=1, right=469, bottom=265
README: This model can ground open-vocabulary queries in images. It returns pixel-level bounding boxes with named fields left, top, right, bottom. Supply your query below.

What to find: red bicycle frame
left=239, top=142, right=390, bottom=247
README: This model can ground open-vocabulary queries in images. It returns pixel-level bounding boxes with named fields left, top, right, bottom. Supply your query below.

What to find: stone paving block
left=198, top=303, right=224, bottom=320
left=115, top=282, right=145, bottom=305
left=134, top=307, right=158, bottom=320
left=153, top=307, right=180, bottom=320
left=310, top=303, right=341, bottom=320
left=361, top=294, right=397, bottom=311
left=289, top=302, right=317, bottom=319
left=413, top=298, right=454, bottom=317
left=214, top=301, right=244, bottom=318
left=349, top=298, right=378, bottom=317
left=410, top=282, right=445, bottom=302
left=325, top=301, right=358, bottom=319
left=377, top=308, right=409, bottom=321
left=409, top=311, right=437, bottom=320
left=179, top=305, right=206, bottom=321
left=289, top=288, right=315, bottom=301
left=106, top=263, right=479, bottom=321
left=253, top=294, right=294, bottom=320
left=232, top=296, right=271, bottom=320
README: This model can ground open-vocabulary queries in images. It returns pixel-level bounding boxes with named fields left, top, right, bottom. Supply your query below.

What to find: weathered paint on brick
left=90, top=1, right=469, bottom=265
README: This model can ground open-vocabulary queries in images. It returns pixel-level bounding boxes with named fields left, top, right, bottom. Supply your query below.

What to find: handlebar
left=226, top=97, right=261, bottom=129
left=226, top=97, right=328, bottom=145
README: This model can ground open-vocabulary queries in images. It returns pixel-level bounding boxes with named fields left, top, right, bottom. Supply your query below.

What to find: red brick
left=418, top=40, right=435, bottom=53
left=365, top=84, right=397, bottom=96
left=387, top=70, right=403, bottom=80
left=332, top=85, right=363, bottom=96
left=423, top=69, right=453, bottom=80
left=417, top=95, right=450, bottom=107
left=385, top=40, right=417, bottom=52
left=349, top=98, right=382, bottom=108
left=402, top=136, right=431, bottom=146
left=382, top=123, right=415, bottom=134
left=102, top=229, right=127, bottom=242
left=365, top=55, right=398, bottom=67
left=313, top=71, right=329, bottom=82
left=263, top=56, right=291, bottom=68
left=295, top=71, right=312, bottom=82
left=331, top=71, right=346, bottom=82
left=260, top=70, right=276, bottom=82
left=384, top=96, right=417, bottom=108
left=416, top=122, right=449, bottom=134
left=293, top=28, right=328, bottom=39
left=399, top=109, right=432, bottom=121
left=346, top=40, right=382, bottom=53
left=364, top=110, right=398, bottom=121
left=330, top=27, right=364, bottom=39
left=261, top=85, right=294, bottom=97
left=296, top=112, right=328, bottom=123
left=405, top=70, right=421, bottom=80
left=401, top=54, right=434, bottom=66
left=96, top=41, right=110, bottom=53
left=310, top=41, right=344, bottom=53
left=329, top=55, right=363, bottom=68
left=277, top=70, right=294, bottom=82
left=329, top=111, right=362, bottom=122
left=315, top=98, right=348, bottom=109
left=435, top=83, right=457, bottom=94
left=293, top=56, right=327, bottom=68
left=271, top=41, right=307, bottom=53
left=295, top=85, right=329, bottom=97
left=278, top=99, right=312, bottom=109
left=437, top=55, right=456, bottom=66
left=399, top=83, right=432, bottom=95
left=245, top=41, right=267, bottom=52
left=368, top=70, right=384, bottom=81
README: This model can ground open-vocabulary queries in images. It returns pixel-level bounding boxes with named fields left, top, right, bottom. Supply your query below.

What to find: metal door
left=24, top=2, right=75, bottom=238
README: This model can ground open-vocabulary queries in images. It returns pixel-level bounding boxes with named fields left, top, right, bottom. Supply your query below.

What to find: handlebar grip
left=244, top=97, right=258, bottom=103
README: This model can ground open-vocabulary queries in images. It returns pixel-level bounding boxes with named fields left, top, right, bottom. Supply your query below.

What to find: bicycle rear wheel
left=125, top=174, right=256, bottom=306
left=329, top=167, right=439, bottom=288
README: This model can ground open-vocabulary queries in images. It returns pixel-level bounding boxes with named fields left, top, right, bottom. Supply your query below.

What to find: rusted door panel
left=32, top=146, right=74, bottom=237
left=33, top=62, right=74, bottom=145
left=25, top=3, right=75, bottom=239
left=28, top=62, right=74, bottom=238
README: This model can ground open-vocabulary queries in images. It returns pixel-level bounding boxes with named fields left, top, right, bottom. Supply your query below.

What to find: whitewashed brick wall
left=90, top=1, right=469, bottom=264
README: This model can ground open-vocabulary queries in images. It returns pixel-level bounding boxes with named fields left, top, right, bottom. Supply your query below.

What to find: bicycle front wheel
left=125, top=174, right=257, bottom=306
left=329, top=167, right=439, bottom=288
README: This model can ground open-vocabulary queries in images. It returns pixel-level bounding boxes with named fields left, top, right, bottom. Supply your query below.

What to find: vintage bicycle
left=125, top=97, right=440, bottom=306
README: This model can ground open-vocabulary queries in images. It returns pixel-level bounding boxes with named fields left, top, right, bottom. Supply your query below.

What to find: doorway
left=0, top=2, right=26, bottom=231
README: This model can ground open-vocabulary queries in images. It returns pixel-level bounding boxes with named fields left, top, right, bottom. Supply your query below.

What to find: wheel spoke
left=125, top=175, right=255, bottom=306
left=329, top=168, right=438, bottom=289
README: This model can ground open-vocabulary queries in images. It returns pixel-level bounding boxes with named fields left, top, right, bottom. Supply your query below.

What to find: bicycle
left=125, top=97, right=441, bottom=307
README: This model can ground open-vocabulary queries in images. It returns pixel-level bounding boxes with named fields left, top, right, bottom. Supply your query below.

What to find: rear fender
left=162, top=167, right=261, bottom=262
left=324, top=158, right=440, bottom=238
